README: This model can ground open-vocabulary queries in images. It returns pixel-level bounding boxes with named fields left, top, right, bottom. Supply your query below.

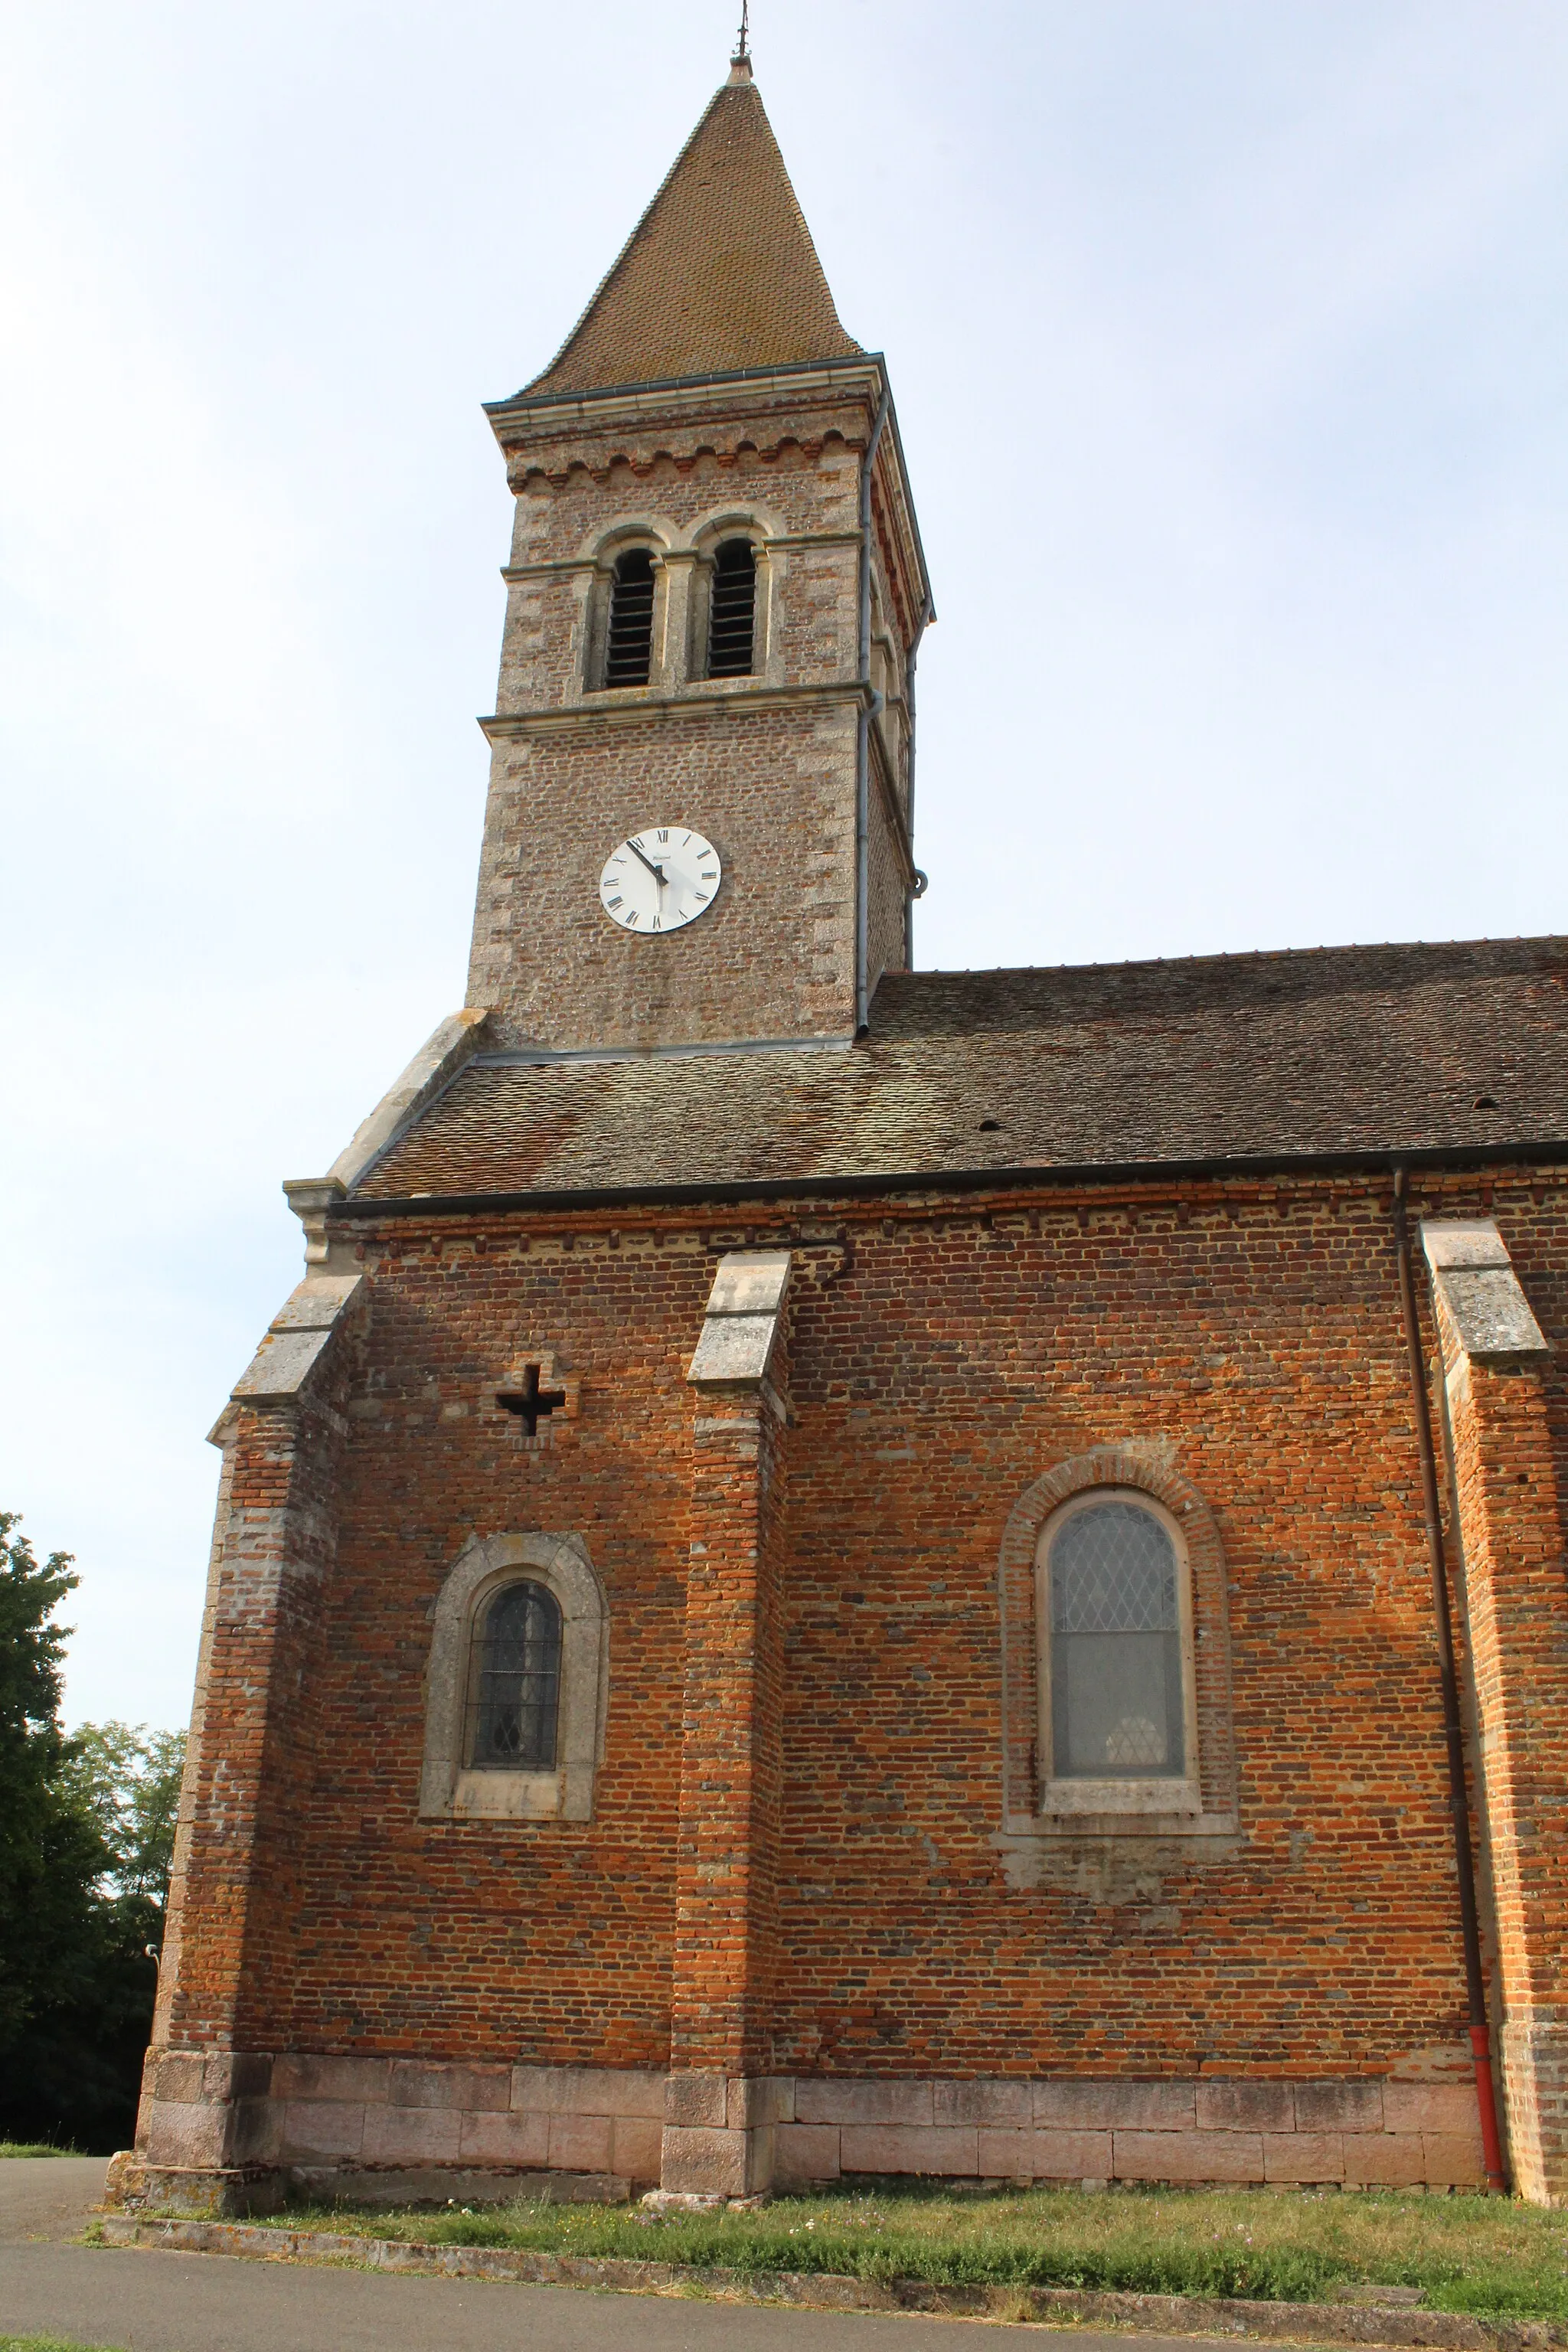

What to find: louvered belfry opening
left=706, top=537, right=756, bottom=677
left=604, top=547, right=655, bottom=686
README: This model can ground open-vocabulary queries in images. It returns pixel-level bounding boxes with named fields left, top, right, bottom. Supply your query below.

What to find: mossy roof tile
left=354, top=937, right=1568, bottom=1203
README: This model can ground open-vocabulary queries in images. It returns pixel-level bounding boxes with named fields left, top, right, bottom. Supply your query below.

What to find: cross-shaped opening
left=496, top=1364, right=567, bottom=1436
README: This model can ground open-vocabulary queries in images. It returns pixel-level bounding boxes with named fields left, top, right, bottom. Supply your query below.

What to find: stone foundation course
left=777, top=2074, right=1486, bottom=2191
left=119, top=2058, right=1487, bottom=2210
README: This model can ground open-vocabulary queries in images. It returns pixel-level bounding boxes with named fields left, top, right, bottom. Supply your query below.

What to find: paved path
left=0, top=2158, right=1218, bottom=2352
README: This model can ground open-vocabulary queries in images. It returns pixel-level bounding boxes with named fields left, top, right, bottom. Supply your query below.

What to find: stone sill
left=1034, top=1776, right=1204, bottom=1818
left=998, top=1810, right=1240, bottom=1841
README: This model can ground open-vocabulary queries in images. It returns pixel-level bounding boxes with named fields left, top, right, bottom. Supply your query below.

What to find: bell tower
left=466, top=51, right=933, bottom=1055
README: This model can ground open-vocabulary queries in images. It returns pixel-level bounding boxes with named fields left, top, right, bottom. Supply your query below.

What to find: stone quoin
left=109, top=41, right=1568, bottom=2216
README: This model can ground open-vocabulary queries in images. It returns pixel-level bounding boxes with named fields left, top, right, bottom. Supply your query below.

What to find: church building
left=113, top=44, right=1568, bottom=2212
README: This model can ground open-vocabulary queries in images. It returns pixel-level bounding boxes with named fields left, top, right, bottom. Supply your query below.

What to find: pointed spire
left=730, top=0, right=751, bottom=79
left=524, top=66, right=861, bottom=397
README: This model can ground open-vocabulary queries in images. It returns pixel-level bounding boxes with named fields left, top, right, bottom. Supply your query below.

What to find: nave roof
left=351, top=936, right=1568, bottom=1207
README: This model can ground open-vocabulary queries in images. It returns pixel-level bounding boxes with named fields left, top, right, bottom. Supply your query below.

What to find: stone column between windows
left=663, top=1251, right=794, bottom=2197
left=1422, top=1219, right=1568, bottom=2207
left=106, top=1272, right=366, bottom=2213
left=657, top=547, right=698, bottom=691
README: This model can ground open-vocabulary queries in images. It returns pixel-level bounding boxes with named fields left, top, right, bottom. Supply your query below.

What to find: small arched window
left=706, top=538, right=756, bottom=678
left=1046, top=1495, right=1187, bottom=1780
left=604, top=548, right=655, bottom=688
left=466, top=1579, right=562, bottom=1771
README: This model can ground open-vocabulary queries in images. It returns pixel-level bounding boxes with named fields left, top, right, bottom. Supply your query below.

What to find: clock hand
left=626, top=838, right=666, bottom=887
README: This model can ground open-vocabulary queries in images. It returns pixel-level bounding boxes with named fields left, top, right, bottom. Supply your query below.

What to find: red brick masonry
left=117, top=1169, right=1568, bottom=2207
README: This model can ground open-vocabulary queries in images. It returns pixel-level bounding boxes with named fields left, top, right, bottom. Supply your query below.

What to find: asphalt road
left=0, top=2157, right=1220, bottom=2352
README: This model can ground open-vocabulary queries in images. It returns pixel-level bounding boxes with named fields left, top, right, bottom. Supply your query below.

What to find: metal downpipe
left=854, top=379, right=891, bottom=1035
left=1390, top=1165, right=1508, bottom=2190
left=902, top=591, right=933, bottom=969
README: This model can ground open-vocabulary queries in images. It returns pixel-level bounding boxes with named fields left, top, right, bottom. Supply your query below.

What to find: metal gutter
left=329, top=1134, right=1568, bottom=1223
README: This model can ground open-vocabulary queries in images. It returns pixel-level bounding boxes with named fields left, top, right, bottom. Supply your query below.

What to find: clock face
left=598, top=827, right=722, bottom=935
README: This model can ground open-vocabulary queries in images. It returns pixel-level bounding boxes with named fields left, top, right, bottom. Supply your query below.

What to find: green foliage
left=0, top=1511, right=185, bottom=2154
left=0, top=2339, right=126, bottom=2351
left=0, top=2333, right=126, bottom=2352
left=283, top=2184, right=1568, bottom=2323
left=0, top=1515, right=106, bottom=2047
left=59, top=1720, right=185, bottom=1922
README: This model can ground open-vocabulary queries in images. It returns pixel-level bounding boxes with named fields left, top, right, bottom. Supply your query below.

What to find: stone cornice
left=485, top=355, right=887, bottom=441
left=479, top=679, right=871, bottom=740
left=485, top=357, right=933, bottom=626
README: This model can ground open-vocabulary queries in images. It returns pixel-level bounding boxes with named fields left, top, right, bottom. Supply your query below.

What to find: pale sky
left=4, top=0, right=1566, bottom=1730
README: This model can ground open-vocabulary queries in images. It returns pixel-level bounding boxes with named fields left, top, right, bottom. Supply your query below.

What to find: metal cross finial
left=733, top=0, right=750, bottom=64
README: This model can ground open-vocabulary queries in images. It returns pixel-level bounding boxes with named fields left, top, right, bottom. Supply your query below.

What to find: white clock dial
left=598, top=826, right=722, bottom=935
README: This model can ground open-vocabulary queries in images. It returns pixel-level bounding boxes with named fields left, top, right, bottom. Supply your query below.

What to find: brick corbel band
left=1420, top=1217, right=1567, bottom=2207
left=665, top=1251, right=794, bottom=2197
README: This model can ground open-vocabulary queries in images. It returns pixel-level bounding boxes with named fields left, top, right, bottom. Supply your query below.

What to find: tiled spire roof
left=524, top=64, right=862, bottom=397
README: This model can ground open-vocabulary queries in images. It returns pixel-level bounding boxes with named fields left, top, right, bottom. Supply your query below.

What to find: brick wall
left=469, top=700, right=866, bottom=1053
left=1436, top=1250, right=1568, bottom=2203
left=130, top=1165, right=1568, bottom=2201
left=466, top=375, right=920, bottom=1051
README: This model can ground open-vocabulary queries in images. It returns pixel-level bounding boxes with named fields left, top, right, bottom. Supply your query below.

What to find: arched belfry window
left=604, top=548, right=655, bottom=688
left=1044, top=1493, right=1192, bottom=1785
left=705, top=538, right=756, bottom=678
left=467, top=1579, right=562, bottom=1771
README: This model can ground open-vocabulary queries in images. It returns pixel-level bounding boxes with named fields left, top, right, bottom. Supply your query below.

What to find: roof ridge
left=889, top=933, right=1568, bottom=989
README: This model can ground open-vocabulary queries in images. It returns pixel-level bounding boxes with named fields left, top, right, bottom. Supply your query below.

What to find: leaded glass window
left=1048, top=1499, right=1185, bottom=1779
left=467, top=1580, right=562, bottom=1772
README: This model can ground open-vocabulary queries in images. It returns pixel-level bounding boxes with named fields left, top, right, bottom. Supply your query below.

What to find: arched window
left=1045, top=1494, right=1188, bottom=1781
left=705, top=538, right=756, bottom=678
left=604, top=548, right=655, bottom=687
left=421, top=1533, right=609, bottom=1823
left=466, top=1579, right=562, bottom=1771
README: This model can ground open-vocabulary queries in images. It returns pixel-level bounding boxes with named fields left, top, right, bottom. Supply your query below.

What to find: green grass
left=0, top=2338, right=125, bottom=2351
left=273, top=2183, right=1568, bottom=2323
left=0, top=2142, right=87, bottom=2159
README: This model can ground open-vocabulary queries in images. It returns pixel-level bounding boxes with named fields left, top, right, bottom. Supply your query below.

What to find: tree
left=61, top=1720, right=186, bottom=1916
left=0, top=1512, right=185, bottom=2151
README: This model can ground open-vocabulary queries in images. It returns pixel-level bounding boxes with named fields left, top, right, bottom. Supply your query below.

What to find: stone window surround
left=575, top=506, right=786, bottom=698
left=420, top=1532, right=607, bottom=1824
left=998, top=1444, right=1238, bottom=1840
left=1037, top=1486, right=1200, bottom=1818
left=686, top=515, right=770, bottom=685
